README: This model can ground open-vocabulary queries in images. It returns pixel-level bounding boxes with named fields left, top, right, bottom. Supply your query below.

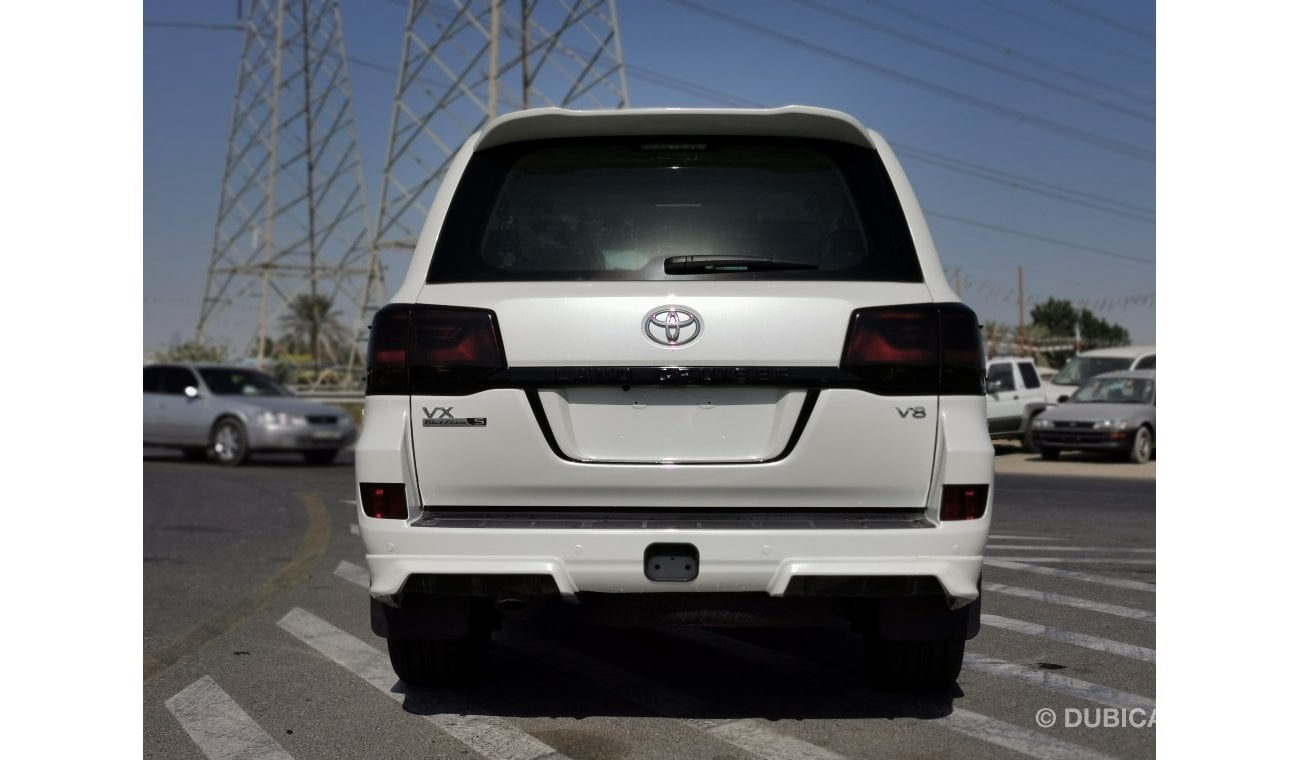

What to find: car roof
left=472, top=106, right=879, bottom=152
left=1075, top=345, right=1155, bottom=358
left=1089, top=370, right=1156, bottom=381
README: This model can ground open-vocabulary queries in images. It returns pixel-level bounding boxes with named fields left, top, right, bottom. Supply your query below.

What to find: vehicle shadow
left=143, top=448, right=355, bottom=468
left=393, top=621, right=961, bottom=722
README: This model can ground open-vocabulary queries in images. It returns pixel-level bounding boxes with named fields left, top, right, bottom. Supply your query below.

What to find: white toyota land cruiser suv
left=356, top=106, right=993, bottom=692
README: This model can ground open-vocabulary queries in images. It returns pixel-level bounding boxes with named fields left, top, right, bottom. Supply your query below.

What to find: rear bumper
left=362, top=518, right=987, bottom=606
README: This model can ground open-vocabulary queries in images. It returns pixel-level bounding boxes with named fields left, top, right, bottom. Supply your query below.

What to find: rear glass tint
left=427, top=137, right=922, bottom=283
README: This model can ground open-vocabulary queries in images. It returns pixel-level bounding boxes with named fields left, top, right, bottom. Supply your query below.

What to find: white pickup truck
left=985, top=357, right=1048, bottom=452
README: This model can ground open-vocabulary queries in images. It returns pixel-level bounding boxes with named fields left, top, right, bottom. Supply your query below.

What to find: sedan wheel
left=1128, top=427, right=1153, bottom=464
left=211, top=418, right=249, bottom=466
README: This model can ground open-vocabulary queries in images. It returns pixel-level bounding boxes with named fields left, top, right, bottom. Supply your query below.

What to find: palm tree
left=278, top=293, right=350, bottom=373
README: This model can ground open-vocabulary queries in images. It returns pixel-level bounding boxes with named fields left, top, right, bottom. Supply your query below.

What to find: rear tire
left=210, top=418, right=249, bottom=467
left=1039, top=447, right=1060, bottom=461
left=387, top=629, right=491, bottom=687
left=864, top=636, right=965, bottom=692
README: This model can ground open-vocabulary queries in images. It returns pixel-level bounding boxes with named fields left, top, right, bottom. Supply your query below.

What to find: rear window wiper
left=663, top=255, right=820, bottom=274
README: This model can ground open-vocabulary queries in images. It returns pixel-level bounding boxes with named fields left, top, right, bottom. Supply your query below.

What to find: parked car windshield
left=427, top=137, right=923, bottom=283
left=1071, top=376, right=1154, bottom=404
left=1053, top=356, right=1134, bottom=386
left=198, top=368, right=291, bottom=397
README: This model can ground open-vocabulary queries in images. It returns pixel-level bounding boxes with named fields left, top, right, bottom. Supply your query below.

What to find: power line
left=149, top=12, right=1154, bottom=225
left=1047, top=0, right=1155, bottom=42
left=859, top=0, right=1151, bottom=110
left=942, top=267, right=1154, bottom=312
left=667, top=0, right=1154, bottom=162
left=621, top=61, right=1154, bottom=226
left=892, top=145, right=1154, bottom=223
left=143, top=20, right=244, bottom=32
left=792, top=0, right=1152, bottom=123
left=927, top=211, right=1155, bottom=266
left=977, top=0, right=1153, bottom=66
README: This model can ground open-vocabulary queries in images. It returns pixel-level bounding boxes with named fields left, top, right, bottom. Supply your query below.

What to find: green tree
left=1030, top=298, right=1131, bottom=368
left=149, top=336, right=232, bottom=364
left=277, top=293, right=351, bottom=372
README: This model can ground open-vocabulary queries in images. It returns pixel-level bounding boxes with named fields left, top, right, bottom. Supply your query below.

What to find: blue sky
left=144, top=0, right=1155, bottom=356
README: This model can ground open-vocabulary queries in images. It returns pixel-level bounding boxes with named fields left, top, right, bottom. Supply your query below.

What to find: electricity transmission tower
left=360, top=0, right=630, bottom=333
left=197, top=0, right=628, bottom=385
left=196, top=0, right=372, bottom=384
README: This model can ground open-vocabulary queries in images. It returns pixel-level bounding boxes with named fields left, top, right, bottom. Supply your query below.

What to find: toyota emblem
left=644, top=306, right=702, bottom=347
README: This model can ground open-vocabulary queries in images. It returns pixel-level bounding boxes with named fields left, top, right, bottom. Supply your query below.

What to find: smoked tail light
left=940, top=484, right=989, bottom=521
left=367, top=304, right=507, bottom=395
left=360, top=482, right=408, bottom=519
left=840, top=303, right=984, bottom=395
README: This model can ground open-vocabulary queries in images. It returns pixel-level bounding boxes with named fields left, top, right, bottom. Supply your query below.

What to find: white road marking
left=981, top=614, right=1155, bottom=663
left=498, top=629, right=848, bottom=760
left=660, top=628, right=1122, bottom=760
left=277, top=608, right=570, bottom=760
left=983, top=559, right=1156, bottom=592
left=963, top=654, right=1155, bottom=710
left=165, top=675, right=295, bottom=760
left=349, top=523, right=359, bottom=535
left=340, top=498, right=357, bottom=505
left=942, top=707, right=1120, bottom=760
left=987, top=534, right=1065, bottom=541
left=334, top=560, right=369, bottom=588
left=699, top=719, right=850, bottom=760
left=983, top=583, right=1155, bottom=621
left=985, top=545, right=1155, bottom=553
left=985, top=557, right=1155, bottom=565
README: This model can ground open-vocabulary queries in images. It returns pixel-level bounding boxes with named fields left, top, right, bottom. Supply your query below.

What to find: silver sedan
left=143, top=364, right=358, bottom=465
left=1029, top=370, right=1155, bottom=464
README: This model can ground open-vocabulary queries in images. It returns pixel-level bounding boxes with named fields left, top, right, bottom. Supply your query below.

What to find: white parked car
left=355, top=106, right=993, bottom=691
left=1041, top=345, right=1155, bottom=404
left=985, top=356, right=1048, bottom=451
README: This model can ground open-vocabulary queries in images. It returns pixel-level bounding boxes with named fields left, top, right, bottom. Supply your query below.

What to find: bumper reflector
left=360, top=482, right=407, bottom=519
left=940, top=484, right=989, bottom=521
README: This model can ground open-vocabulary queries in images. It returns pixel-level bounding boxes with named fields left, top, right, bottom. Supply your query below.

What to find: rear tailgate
left=407, top=281, right=939, bottom=509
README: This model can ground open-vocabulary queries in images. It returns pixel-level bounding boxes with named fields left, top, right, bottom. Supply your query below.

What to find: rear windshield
left=427, top=137, right=923, bottom=282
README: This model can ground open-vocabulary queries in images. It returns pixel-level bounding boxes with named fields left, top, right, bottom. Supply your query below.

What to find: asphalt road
left=143, top=448, right=1155, bottom=760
